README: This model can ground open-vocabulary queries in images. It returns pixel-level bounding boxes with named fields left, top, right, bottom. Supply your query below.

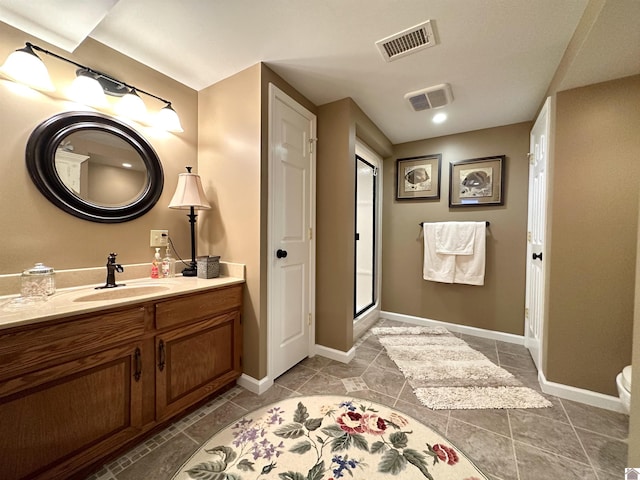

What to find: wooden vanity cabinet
left=0, top=307, right=148, bottom=480
left=155, top=285, right=243, bottom=422
left=0, top=283, right=243, bottom=480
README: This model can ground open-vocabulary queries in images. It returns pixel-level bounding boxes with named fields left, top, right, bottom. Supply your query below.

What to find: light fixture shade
left=0, top=44, right=55, bottom=91
left=155, top=103, right=184, bottom=133
left=115, top=87, right=147, bottom=122
left=68, top=71, right=108, bottom=108
left=169, top=169, right=211, bottom=210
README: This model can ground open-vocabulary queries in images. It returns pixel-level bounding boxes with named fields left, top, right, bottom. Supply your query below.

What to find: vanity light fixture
left=169, top=167, right=211, bottom=276
left=114, top=87, right=147, bottom=122
left=68, top=69, right=109, bottom=108
left=154, top=103, right=183, bottom=133
left=0, top=43, right=54, bottom=91
left=0, top=42, right=184, bottom=133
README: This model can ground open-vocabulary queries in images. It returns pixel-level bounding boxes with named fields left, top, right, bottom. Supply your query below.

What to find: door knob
left=276, top=249, right=288, bottom=259
left=532, top=252, right=542, bottom=261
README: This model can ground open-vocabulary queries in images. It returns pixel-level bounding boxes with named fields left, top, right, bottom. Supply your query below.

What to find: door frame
left=267, top=83, right=317, bottom=382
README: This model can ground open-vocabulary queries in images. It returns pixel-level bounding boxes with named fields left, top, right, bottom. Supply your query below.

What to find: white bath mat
left=372, top=326, right=552, bottom=410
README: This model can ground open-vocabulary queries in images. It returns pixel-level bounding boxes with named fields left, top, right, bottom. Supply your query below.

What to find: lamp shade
left=169, top=168, right=211, bottom=210
left=155, top=103, right=184, bottom=133
left=68, top=71, right=108, bottom=108
left=0, top=44, right=54, bottom=91
left=115, top=87, right=147, bottom=122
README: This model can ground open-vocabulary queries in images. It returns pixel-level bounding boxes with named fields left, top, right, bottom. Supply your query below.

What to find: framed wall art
left=449, top=155, right=505, bottom=207
left=396, top=154, right=441, bottom=200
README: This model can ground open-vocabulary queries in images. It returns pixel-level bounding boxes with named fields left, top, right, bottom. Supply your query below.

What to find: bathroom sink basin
left=73, top=285, right=171, bottom=302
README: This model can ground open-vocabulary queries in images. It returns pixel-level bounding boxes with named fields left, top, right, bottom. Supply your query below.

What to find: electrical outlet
left=150, top=230, right=169, bottom=247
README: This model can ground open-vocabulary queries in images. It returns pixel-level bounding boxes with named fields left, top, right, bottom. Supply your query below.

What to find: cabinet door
left=0, top=343, right=144, bottom=480
left=156, top=310, right=241, bottom=421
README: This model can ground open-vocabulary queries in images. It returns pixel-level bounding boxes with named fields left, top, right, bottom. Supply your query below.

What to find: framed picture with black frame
left=449, top=155, right=505, bottom=207
left=395, top=154, right=441, bottom=200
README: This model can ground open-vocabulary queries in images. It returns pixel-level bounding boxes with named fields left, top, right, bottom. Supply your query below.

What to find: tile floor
left=87, top=318, right=630, bottom=480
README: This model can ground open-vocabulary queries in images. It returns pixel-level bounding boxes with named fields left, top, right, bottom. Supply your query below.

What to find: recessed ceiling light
left=432, top=112, right=447, bottom=124
left=122, top=162, right=132, bottom=168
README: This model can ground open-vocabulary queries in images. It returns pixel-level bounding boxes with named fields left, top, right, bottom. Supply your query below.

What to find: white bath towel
left=454, top=222, right=486, bottom=285
left=423, top=223, right=456, bottom=283
left=423, top=222, right=486, bottom=286
left=435, top=221, right=476, bottom=255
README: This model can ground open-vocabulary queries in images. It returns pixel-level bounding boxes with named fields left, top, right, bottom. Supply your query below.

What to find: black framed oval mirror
left=26, top=111, right=164, bottom=223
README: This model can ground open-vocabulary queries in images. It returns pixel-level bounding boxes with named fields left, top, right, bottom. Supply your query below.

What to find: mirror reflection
left=55, top=131, right=148, bottom=207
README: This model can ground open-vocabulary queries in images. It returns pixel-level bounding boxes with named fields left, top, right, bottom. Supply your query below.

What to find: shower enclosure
left=354, top=154, right=378, bottom=317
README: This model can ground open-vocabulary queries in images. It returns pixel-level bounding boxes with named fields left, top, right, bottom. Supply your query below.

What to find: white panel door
left=269, top=84, right=316, bottom=380
left=525, top=97, right=550, bottom=371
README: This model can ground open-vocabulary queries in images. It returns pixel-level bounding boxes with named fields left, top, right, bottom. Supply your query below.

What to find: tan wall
left=0, top=21, right=197, bottom=283
left=630, top=191, right=640, bottom=464
left=316, top=98, right=392, bottom=351
left=546, top=75, right=640, bottom=395
left=198, top=65, right=262, bottom=377
left=382, top=123, right=531, bottom=334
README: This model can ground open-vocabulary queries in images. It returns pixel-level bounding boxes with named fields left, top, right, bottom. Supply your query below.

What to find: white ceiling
left=1, top=0, right=639, bottom=144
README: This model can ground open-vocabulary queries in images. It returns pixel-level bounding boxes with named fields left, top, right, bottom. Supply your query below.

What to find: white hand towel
left=423, top=223, right=456, bottom=283
left=435, top=221, right=476, bottom=255
left=454, top=222, right=486, bottom=285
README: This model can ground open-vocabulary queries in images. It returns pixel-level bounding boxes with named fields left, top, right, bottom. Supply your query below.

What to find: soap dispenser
left=151, top=248, right=161, bottom=279
left=161, top=245, right=176, bottom=278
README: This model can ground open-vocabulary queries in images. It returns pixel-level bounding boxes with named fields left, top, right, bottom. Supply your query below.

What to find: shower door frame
left=354, top=155, right=377, bottom=317
left=354, top=139, right=382, bottom=321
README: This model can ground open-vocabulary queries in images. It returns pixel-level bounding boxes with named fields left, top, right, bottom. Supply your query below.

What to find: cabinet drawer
left=0, top=307, right=145, bottom=380
left=155, top=284, right=242, bottom=330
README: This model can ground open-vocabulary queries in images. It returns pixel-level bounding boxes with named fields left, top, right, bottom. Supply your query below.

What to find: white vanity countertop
left=0, top=275, right=245, bottom=331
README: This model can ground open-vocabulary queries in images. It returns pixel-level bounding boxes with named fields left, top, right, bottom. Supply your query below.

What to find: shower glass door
left=355, top=155, right=377, bottom=317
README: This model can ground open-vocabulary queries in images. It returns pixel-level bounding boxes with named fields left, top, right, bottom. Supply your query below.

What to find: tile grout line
left=506, top=410, right=522, bottom=480
left=511, top=437, right=599, bottom=473
left=558, top=398, right=603, bottom=480
left=448, top=415, right=514, bottom=443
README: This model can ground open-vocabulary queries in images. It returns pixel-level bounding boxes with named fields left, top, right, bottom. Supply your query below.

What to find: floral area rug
left=172, top=395, right=487, bottom=480
left=372, top=326, right=552, bottom=410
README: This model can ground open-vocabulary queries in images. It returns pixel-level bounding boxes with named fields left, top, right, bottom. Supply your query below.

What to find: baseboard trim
left=237, top=344, right=355, bottom=395
left=538, top=370, right=625, bottom=414
left=237, top=374, right=273, bottom=395
left=314, top=344, right=356, bottom=364
left=354, top=308, right=380, bottom=340
left=380, top=310, right=524, bottom=345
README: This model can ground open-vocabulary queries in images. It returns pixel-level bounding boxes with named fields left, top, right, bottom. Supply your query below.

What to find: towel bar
left=419, top=221, right=490, bottom=227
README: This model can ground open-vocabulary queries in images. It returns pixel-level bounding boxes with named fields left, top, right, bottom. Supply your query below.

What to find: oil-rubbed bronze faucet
left=96, top=253, right=125, bottom=289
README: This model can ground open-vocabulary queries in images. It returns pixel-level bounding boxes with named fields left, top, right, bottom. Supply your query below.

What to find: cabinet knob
left=276, top=249, right=288, bottom=259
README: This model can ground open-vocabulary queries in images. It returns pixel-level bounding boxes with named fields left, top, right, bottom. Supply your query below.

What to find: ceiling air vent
left=404, top=83, right=453, bottom=111
left=376, top=20, right=437, bottom=62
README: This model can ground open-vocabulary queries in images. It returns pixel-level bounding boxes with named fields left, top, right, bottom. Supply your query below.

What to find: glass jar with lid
left=21, top=263, right=56, bottom=297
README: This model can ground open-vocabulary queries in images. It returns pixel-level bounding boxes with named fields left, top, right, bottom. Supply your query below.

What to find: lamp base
left=182, top=265, right=197, bottom=277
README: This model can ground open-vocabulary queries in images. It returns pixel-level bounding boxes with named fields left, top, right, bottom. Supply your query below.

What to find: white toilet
left=616, top=365, right=632, bottom=414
